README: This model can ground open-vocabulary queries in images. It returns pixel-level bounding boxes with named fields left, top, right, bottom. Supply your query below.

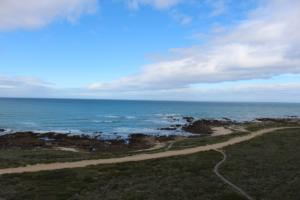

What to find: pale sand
left=212, top=125, right=249, bottom=136
left=212, top=127, right=233, bottom=136
left=54, top=147, right=79, bottom=153
left=0, top=127, right=298, bottom=175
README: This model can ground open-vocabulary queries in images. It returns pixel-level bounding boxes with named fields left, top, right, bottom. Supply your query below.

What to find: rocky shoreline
left=0, top=117, right=299, bottom=152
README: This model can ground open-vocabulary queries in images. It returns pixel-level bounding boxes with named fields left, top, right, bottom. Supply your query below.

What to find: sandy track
left=214, top=149, right=254, bottom=200
left=0, top=127, right=297, bottom=175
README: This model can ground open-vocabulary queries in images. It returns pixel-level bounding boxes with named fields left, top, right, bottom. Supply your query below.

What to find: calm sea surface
left=0, top=98, right=299, bottom=138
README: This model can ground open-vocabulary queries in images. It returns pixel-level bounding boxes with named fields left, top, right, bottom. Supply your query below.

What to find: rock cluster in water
left=158, top=116, right=236, bottom=135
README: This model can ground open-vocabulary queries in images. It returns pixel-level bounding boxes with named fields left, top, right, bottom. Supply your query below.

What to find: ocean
left=0, top=98, right=299, bottom=138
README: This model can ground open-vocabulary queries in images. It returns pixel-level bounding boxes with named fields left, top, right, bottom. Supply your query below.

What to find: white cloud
left=170, top=10, right=192, bottom=25
left=126, top=0, right=182, bottom=10
left=0, top=75, right=57, bottom=97
left=89, top=0, right=300, bottom=92
left=207, top=0, right=227, bottom=16
left=0, top=0, right=97, bottom=30
left=0, top=75, right=51, bottom=88
left=86, top=82, right=300, bottom=102
left=1, top=74, right=300, bottom=102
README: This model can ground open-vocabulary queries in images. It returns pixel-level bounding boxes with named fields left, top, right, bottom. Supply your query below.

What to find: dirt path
left=214, top=149, right=254, bottom=200
left=0, top=127, right=297, bottom=175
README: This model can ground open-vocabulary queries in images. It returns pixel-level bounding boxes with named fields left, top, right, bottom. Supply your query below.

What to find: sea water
left=0, top=98, right=299, bottom=138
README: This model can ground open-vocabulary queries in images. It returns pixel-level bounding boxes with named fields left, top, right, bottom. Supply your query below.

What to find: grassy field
left=221, top=128, right=300, bottom=200
left=0, top=128, right=299, bottom=200
left=244, top=120, right=300, bottom=131
left=0, top=151, right=241, bottom=200
left=0, top=149, right=132, bottom=169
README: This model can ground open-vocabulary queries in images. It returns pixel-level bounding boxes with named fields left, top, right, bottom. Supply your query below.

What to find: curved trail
left=0, top=127, right=297, bottom=175
left=214, top=149, right=254, bottom=200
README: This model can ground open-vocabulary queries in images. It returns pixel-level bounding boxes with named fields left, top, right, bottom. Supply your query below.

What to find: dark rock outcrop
left=222, top=117, right=231, bottom=121
left=158, top=124, right=182, bottom=131
left=255, top=118, right=300, bottom=126
left=0, top=131, right=127, bottom=151
left=183, top=117, right=194, bottom=123
left=182, top=119, right=234, bottom=134
left=156, top=135, right=176, bottom=142
left=256, top=118, right=286, bottom=122
left=128, top=133, right=154, bottom=149
left=182, top=120, right=213, bottom=134
left=158, top=127, right=177, bottom=131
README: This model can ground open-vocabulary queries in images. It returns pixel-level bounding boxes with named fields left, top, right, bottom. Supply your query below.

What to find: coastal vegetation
left=244, top=117, right=300, bottom=131
left=0, top=124, right=299, bottom=199
left=0, top=133, right=169, bottom=169
left=221, top=128, right=300, bottom=200
left=0, top=131, right=245, bottom=169
left=0, top=118, right=299, bottom=169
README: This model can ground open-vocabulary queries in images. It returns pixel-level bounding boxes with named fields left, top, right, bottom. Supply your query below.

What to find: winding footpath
left=0, top=127, right=298, bottom=175
left=214, top=149, right=254, bottom=200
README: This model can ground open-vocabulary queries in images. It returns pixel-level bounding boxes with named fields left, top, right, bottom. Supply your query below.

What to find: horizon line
left=0, top=96, right=299, bottom=104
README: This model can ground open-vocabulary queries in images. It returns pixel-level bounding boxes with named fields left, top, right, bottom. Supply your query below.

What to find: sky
left=0, top=0, right=300, bottom=102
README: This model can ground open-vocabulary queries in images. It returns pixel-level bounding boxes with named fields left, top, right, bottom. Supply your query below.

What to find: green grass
left=0, top=148, right=138, bottom=169
left=0, top=128, right=299, bottom=200
left=0, top=151, right=242, bottom=200
left=245, top=121, right=299, bottom=131
left=221, top=128, right=300, bottom=200
left=0, top=150, right=107, bottom=169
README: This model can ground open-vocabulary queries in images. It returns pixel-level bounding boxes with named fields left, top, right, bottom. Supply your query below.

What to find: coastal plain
left=0, top=118, right=299, bottom=200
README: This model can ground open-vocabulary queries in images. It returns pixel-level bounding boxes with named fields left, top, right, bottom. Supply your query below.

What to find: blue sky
left=0, top=0, right=300, bottom=102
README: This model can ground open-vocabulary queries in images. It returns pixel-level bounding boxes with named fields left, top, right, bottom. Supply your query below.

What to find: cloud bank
left=0, top=0, right=97, bottom=30
left=104, top=83, right=300, bottom=102
left=89, top=0, right=300, bottom=92
left=0, top=75, right=56, bottom=97
left=1, top=74, right=300, bottom=102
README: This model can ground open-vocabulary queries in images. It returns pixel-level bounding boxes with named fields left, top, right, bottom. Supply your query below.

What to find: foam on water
left=0, top=98, right=299, bottom=137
